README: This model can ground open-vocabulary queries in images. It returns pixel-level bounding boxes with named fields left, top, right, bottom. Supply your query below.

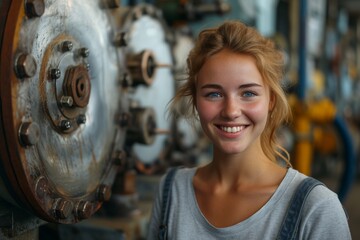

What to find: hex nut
left=53, top=199, right=73, bottom=219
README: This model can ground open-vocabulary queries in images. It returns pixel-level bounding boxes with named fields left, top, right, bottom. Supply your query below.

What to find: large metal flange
left=0, top=0, right=129, bottom=224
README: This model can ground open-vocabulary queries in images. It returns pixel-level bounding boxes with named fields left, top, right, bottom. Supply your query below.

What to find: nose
left=221, top=97, right=241, bottom=120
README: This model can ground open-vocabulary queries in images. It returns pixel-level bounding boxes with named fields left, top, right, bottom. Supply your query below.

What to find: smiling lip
left=216, top=125, right=248, bottom=133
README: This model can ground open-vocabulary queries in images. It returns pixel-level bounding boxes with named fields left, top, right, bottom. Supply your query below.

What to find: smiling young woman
left=147, top=21, right=351, bottom=240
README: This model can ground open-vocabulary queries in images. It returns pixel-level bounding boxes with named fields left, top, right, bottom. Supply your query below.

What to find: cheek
left=246, top=101, right=270, bottom=122
left=196, top=98, right=223, bottom=131
left=196, top=99, right=212, bottom=123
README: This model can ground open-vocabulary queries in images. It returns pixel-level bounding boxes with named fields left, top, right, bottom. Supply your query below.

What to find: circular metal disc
left=0, top=0, right=127, bottom=223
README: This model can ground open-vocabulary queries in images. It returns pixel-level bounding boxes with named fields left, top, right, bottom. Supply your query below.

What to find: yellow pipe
left=293, top=102, right=313, bottom=175
left=292, top=97, right=337, bottom=175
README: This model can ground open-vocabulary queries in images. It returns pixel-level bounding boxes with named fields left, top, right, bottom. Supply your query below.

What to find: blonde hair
left=169, top=21, right=292, bottom=166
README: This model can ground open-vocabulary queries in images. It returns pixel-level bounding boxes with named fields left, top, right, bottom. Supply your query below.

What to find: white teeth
left=220, top=126, right=244, bottom=133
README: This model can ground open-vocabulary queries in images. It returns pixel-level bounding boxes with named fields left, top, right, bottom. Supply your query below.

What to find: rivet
left=15, top=53, right=37, bottom=78
left=19, top=121, right=40, bottom=147
left=25, top=0, right=45, bottom=18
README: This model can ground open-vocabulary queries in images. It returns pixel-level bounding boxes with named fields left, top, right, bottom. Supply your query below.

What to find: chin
left=216, top=144, right=249, bottom=155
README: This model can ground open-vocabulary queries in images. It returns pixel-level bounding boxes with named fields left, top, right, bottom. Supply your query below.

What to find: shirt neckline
left=186, top=167, right=296, bottom=236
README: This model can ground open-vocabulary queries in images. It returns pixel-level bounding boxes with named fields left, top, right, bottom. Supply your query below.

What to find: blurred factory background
left=0, top=0, right=359, bottom=239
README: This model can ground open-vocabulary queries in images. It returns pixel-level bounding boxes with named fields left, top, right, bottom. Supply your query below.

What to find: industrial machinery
left=0, top=0, right=216, bottom=238
left=0, top=0, right=173, bottom=238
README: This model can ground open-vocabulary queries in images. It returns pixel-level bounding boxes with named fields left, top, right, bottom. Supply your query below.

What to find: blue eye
left=243, top=91, right=256, bottom=97
left=206, top=92, right=222, bottom=98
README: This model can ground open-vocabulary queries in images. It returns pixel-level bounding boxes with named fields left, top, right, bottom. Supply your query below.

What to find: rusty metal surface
left=0, top=0, right=128, bottom=223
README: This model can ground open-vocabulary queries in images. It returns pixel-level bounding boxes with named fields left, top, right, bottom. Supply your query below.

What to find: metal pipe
left=298, top=0, right=307, bottom=100
left=334, top=115, right=356, bottom=202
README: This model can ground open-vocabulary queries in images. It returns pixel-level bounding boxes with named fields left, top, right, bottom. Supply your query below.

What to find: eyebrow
left=200, top=83, right=263, bottom=89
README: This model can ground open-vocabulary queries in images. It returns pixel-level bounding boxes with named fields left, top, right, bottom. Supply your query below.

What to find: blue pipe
left=297, top=0, right=307, bottom=101
left=334, top=114, right=356, bottom=202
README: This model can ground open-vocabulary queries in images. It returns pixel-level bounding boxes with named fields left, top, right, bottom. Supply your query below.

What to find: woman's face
left=195, top=49, right=273, bottom=156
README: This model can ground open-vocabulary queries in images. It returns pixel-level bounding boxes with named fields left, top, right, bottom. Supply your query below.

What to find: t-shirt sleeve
left=299, top=185, right=352, bottom=240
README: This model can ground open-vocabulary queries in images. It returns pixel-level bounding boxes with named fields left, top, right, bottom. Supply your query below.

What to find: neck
left=205, top=143, right=282, bottom=190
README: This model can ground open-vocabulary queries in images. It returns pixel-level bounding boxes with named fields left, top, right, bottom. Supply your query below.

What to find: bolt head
left=76, top=201, right=92, bottom=220
left=25, top=0, right=45, bottom=18
left=19, top=122, right=40, bottom=147
left=77, top=114, right=87, bottom=125
left=50, top=68, right=61, bottom=80
left=53, top=199, right=73, bottom=219
left=60, top=120, right=72, bottom=131
left=15, top=54, right=37, bottom=78
left=80, top=48, right=90, bottom=58
left=98, top=185, right=111, bottom=202
left=61, top=41, right=73, bottom=52
left=60, top=96, right=74, bottom=108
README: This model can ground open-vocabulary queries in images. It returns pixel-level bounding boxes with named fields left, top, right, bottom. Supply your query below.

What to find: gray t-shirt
left=147, top=167, right=351, bottom=239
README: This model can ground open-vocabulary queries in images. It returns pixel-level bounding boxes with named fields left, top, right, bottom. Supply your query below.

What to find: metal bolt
left=79, top=48, right=90, bottom=58
left=25, top=0, right=45, bottom=18
left=53, top=199, right=73, bottom=219
left=60, top=96, right=74, bottom=108
left=76, top=201, right=92, bottom=220
left=98, top=185, right=111, bottom=202
left=85, top=63, right=90, bottom=71
left=77, top=114, right=86, bottom=125
left=60, top=120, right=72, bottom=131
left=61, top=41, right=73, bottom=52
left=15, top=53, right=37, bottom=78
left=19, top=121, right=40, bottom=147
left=50, top=68, right=61, bottom=80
